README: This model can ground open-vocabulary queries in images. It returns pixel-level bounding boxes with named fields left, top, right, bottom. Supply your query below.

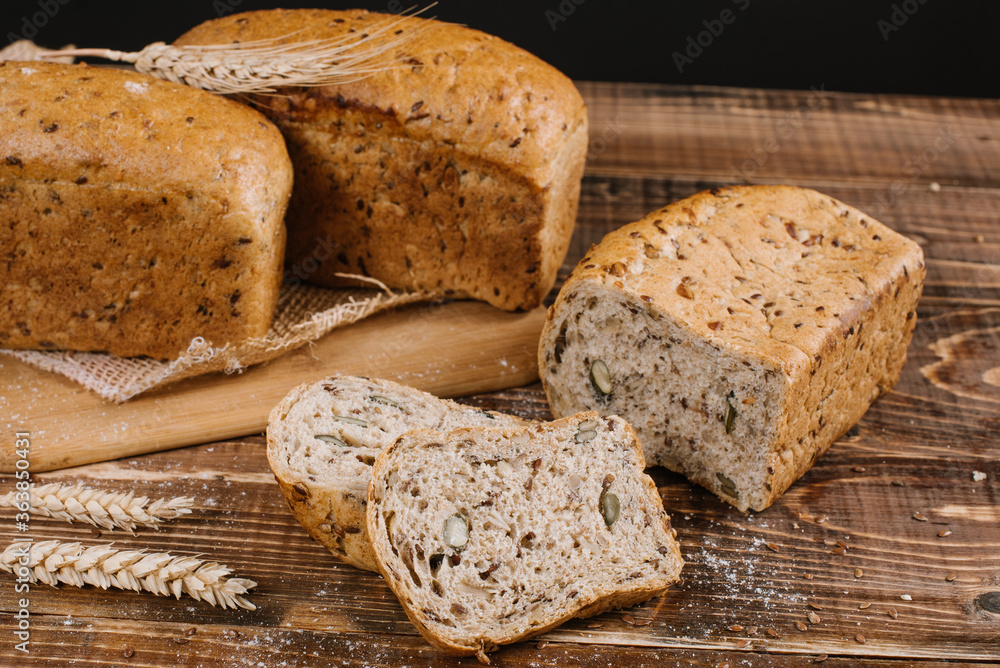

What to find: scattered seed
left=808, top=602, right=824, bottom=611
left=185, top=628, right=197, bottom=636
left=794, top=621, right=808, bottom=632
left=823, top=538, right=837, bottom=546
left=173, top=637, right=189, bottom=644
left=814, top=655, right=828, bottom=664
left=635, top=619, right=652, bottom=627
left=836, top=541, right=848, bottom=549
left=443, top=514, right=469, bottom=550
left=803, top=573, right=814, bottom=580
left=946, top=573, right=957, bottom=582
left=832, top=547, right=846, bottom=555
left=766, top=542, right=780, bottom=553
left=736, top=640, right=751, bottom=648
left=587, top=622, right=603, bottom=629
left=938, top=529, right=952, bottom=537
left=807, top=612, right=821, bottom=624
left=974, top=234, right=985, bottom=242
left=815, top=515, right=828, bottom=524
left=855, top=633, right=867, bottom=644
left=124, top=647, right=134, bottom=658
left=913, top=512, right=928, bottom=522
left=746, top=626, right=758, bottom=636
left=852, top=466, right=866, bottom=472
left=859, top=602, right=871, bottom=610
left=715, top=662, right=730, bottom=668
left=855, top=568, right=864, bottom=578
left=766, top=628, right=780, bottom=638
left=535, top=641, right=548, bottom=649
left=90, top=528, right=102, bottom=539
left=601, top=491, right=621, bottom=527
left=888, top=609, right=898, bottom=619
left=590, top=360, right=613, bottom=397
left=331, top=414, right=368, bottom=427
left=891, top=480, right=904, bottom=487
left=900, top=594, right=912, bottom=601
left=728, top=625, right=744, bottom=633
left=621, top=614, right=636, bottom=626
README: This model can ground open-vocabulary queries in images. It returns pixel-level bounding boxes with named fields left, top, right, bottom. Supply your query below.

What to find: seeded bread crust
left=539, top=186, right=925, bottom=512
left=175, top=9, right=588, bottom=311
left=266, top=375, right=528, bottom=571
left=0, top=61, right=292, bottom=359
left=367, top=413, right=683, bottom=661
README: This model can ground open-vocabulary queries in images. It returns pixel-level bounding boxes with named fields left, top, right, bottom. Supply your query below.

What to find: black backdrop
left=2, top=0, right=997, bottom=99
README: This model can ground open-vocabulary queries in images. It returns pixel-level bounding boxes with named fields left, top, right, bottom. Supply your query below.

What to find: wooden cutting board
left=0, top=301, right=545, bottom=473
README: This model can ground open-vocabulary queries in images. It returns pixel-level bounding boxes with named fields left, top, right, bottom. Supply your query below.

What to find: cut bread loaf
left=175, top=9, right=588, bottom=311
left=367, top=412, right=683, bottom=661
left=0, top=61, right=292, bottom=359
left=266, top=375, right=528, bottom=571
left=539, top=186, right=925, bottom=512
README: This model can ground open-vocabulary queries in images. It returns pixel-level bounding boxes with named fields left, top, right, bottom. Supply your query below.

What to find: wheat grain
left=30, top=5, right=435, bottom=94
left=1, top=540, right=256, bottom=610
left=0, top=483, right=193, bottom=534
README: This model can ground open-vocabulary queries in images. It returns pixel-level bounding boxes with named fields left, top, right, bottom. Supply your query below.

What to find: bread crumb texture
left=266, top=375, right=527, bottom=571
left=366, top=413, right=683, bottom=658
left=0, top=61, right=292, bottom=359
left=540, top=186, right=925, bottom=511
left=175, top=9, right=588, bottom=310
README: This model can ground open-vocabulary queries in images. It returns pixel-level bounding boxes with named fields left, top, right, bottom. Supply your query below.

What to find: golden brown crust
left=0, top=61, right=292, bottom=358
left=175, top=9, right=587, bottom=310
left=540, top=186, right=925, bottom=511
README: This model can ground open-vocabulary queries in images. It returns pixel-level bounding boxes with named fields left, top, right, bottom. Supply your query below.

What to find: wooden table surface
left=2, top=81, right=999, bottom=667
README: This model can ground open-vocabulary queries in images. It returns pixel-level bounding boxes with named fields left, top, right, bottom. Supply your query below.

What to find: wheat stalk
left=0, top=39, right=75, bottom=63
left=1, top=540, right=256, bottom=610
left=0, top=483, right=193, bottom=534
left=28, top=5, right=435, bottom=94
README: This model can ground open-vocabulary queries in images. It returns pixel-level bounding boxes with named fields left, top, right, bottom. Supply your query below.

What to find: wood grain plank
left=1, top=414, right=996, bottom=664
left=579, top=82, right=1000, bottom=188
left=0, top=301, right=545, bottom=473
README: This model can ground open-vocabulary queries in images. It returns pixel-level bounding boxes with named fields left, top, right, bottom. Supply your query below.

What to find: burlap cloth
left=1, top=282, right=427, bottom=403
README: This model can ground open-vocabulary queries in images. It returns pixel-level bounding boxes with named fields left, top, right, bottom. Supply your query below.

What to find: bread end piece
left=366, top=413, right=683, bottom=659
left=539, top=186, right=925, bottom=511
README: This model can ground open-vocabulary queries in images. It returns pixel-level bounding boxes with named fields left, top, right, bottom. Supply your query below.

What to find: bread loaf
left=175, top=9, right=588, bottom=311
left=539, top=186, right=925, bottom=512
left=0, top=61, right=292, bottom=359
left=266, top=375, right=527, bottom=571
left=367, top=413, right=683, bottom=661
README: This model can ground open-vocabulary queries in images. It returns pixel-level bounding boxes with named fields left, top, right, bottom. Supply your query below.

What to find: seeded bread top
left=174, top=9, right=587, bottom=187
left=0, top=61, right=290, bottom=229
left=562, top=186, right=925, bottom=376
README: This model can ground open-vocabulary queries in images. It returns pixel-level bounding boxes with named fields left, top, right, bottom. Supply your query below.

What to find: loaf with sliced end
left=539, top=186, right=925, bottom=512
left=0, top=61, right=292, bottom=359
left=366, top=412, right=683, bottom=661
left=266, top=375, right=528, bottom=571
left=176, top=9, right=588, bottom=311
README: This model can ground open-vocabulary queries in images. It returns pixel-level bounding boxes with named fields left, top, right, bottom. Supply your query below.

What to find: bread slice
left=266, top=375, right=528, bottom=571
left=539, top=186, right=925, bottom=512
left=366, top=413, right=683, bottom=661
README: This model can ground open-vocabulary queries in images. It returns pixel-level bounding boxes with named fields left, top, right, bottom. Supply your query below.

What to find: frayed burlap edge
left=1, top=281, right=429, bottom=403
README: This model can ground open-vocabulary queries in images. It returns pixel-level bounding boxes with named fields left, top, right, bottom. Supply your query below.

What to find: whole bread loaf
left=0, top=61, right=292, bottom=359
left=175, top=9, right=588, bottom=311
left=367, top=413, right=683, bottom=661
left=539, top=186, right=925, bottom=512
left=266, top=375, right=527, bottom=571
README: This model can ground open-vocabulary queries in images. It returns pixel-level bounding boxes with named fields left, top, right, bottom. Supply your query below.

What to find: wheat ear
left=30, top=5, right=434, bottom=94
left=0, top=483, right=193, bottom=534
left=1, top=540, right=256, bottom=610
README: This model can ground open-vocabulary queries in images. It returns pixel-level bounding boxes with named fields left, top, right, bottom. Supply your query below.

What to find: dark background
left=2, top=0, right=997, bottom=99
